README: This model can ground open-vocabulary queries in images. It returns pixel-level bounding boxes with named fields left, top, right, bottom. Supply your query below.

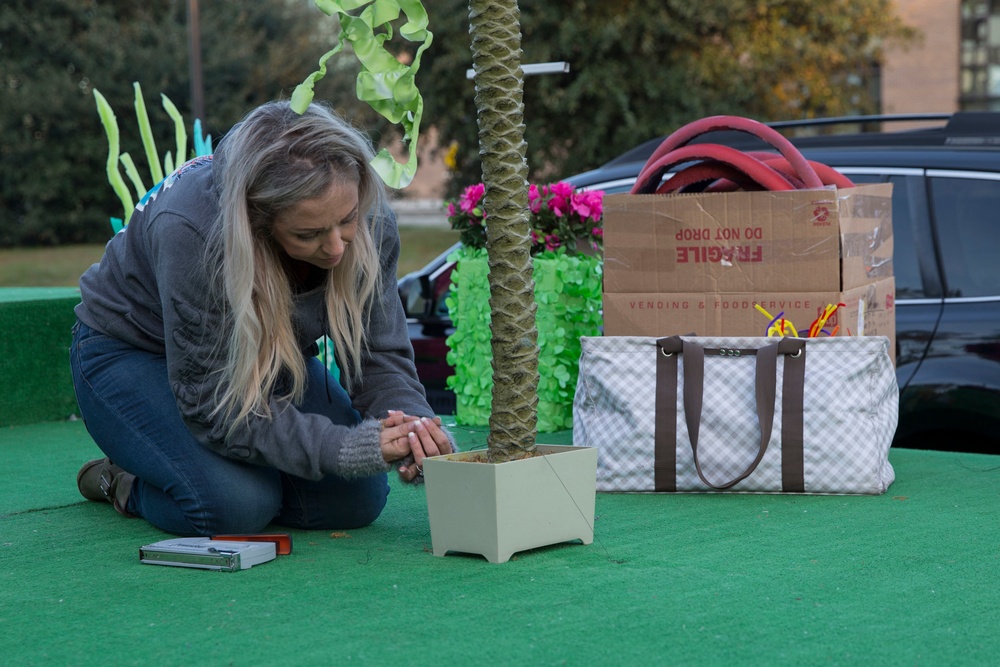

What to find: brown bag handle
left=655, top=336, right=807, bottom=491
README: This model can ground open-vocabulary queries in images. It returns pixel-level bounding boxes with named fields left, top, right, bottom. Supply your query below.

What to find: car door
left=835, top=169, right=945, bottom=390
left=903, top=170, right=1000, bottom=446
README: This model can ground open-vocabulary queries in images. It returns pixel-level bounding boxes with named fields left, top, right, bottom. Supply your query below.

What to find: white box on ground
left=139, top=537, right=276, bottom=572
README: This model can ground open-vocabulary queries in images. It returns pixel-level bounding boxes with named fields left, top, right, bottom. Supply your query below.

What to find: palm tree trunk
left=468, top=0, right=538, bottom=462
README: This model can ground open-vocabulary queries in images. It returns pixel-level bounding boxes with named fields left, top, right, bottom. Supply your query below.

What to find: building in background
left=882, top=0, right=961, bottom=118
left=882, top=0, right=1000, bottom=116
left=956, top=0, right=1000, bottom=110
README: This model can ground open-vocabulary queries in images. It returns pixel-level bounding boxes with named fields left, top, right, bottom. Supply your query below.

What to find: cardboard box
left=602, top=183, right=893, bottom=294
left=602, top=277, right=896, bottom=363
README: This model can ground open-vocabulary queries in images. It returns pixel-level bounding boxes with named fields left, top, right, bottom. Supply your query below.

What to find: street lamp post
left=187, top=0, right=205, bottom=123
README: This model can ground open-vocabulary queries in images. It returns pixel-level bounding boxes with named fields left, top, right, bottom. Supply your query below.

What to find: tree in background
left=0, top=0, right=382, bottom=246
left=414, top=0, right=918, bottom=197
left=1, top=0, right=917, bottom=246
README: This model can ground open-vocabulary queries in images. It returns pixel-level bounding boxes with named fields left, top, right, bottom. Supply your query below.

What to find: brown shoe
left=77, top=458, right=136, bottom=517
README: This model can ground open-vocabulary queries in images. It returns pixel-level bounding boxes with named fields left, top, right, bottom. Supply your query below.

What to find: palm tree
left=293, top=0, right=539, bottom=463
left=467, top=0, right=539, bottom=463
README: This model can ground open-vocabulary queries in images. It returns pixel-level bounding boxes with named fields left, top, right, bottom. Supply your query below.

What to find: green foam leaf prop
left=97, top=84, right=209, bottom=232
left=293, top=0, right=432, bottom=189
left=160, top=94, right=188, bottom=166
left=445, top=248, right=604, bottom=432
left=193, top=119, right=212, bottom=157
left=119, top=153, right=146, bottom=201
left=93, top=89, right=135, bottom=226
left=133, top=82, right=164, bottom=185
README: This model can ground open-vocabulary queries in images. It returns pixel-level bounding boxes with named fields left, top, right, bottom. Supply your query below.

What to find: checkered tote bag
left=573, top=335, right=898, bottom=494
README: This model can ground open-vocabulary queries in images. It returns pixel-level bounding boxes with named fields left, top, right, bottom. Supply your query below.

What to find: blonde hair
left=210, top=100, right=386, bottom=427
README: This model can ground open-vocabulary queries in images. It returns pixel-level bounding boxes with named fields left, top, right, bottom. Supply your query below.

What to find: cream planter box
left=423, top=445, right=598, bottom=564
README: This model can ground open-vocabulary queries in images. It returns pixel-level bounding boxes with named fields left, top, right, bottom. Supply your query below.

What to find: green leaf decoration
left=92, top=89, right=134, bottom=226
left=160, top=93, right=188, bottom=168
left=97, top=83, right=209, bottom=232
left=293, top=0, right=432, bottom=189
left=193, top=119, right=212, bottom=157
left=445, top=248, right=604, bottom=432
left=133, top=82, right=164, bottom=185
left=118, top=153, right=146, bottom=201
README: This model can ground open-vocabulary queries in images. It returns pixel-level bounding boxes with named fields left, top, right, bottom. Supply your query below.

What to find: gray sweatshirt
left=76, top=156, right=436, bottom=481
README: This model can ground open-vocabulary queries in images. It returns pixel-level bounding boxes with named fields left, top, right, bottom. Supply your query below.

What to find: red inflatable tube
left=746, top=152, right=856, bottom=189
left=656, top=160, right=760, bottom=194
left=631, top=143, right=797, bottom=194
left=701, top=156, right=855, bottom=192
left=636, top=115, right=824, bottom=190
left=704, top=178, right=752, bottom=193
left=744, top=152, right=807, bottom=189
left=663, top=155, right=851, bottom=193
left=656, top=161, right=767, bottom=194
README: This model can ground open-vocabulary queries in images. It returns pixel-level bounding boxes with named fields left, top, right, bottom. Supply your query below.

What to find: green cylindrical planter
left=445, top=249, right=603, bottom=432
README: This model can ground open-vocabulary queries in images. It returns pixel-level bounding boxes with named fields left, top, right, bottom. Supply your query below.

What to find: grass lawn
left=0, top=226, right=459, bottom=287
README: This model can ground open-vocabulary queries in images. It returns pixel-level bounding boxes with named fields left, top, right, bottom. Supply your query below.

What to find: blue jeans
left=70, top=320, right=389, bottom=536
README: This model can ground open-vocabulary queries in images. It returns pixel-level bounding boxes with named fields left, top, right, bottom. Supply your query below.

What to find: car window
left=843, top=173, right=924, bottom=299
left=886, top=175, right=923, bottom=299
left=930, top=175, right=1000, bottom=298
left=580, top=180, right=634, bottom=194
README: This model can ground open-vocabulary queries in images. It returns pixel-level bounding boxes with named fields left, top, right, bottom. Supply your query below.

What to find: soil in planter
left=462, top=450, right=544, bottom=464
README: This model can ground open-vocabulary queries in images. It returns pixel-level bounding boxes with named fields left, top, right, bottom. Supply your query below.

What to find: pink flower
left=570, top=193, right=594, bottom=221
left=584, top=190, right=605, bottom=221
left=547, top=195, right=567, bottom=217
left=459, top=183, right=485, bottom=214
left=448, top=179, right=602, bottom=256
left=543, top=181, right=571, bottom=218
left=528, top=184, right=542, bottom=214
left=570, top=190, right=604, bottom=222
left=549, top=181, right=574, bottom=199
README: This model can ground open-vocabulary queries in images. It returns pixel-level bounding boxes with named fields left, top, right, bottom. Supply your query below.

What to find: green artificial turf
left=0, top=288, right=81, bottom=427
left=1, top=419, right=998, bottom=666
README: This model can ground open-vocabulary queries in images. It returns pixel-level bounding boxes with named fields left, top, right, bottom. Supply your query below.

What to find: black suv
left=399, top=113, right=1000, bottom=454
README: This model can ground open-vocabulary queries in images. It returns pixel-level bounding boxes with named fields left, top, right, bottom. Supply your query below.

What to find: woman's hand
left=379, top=410, right=453, bottom=482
